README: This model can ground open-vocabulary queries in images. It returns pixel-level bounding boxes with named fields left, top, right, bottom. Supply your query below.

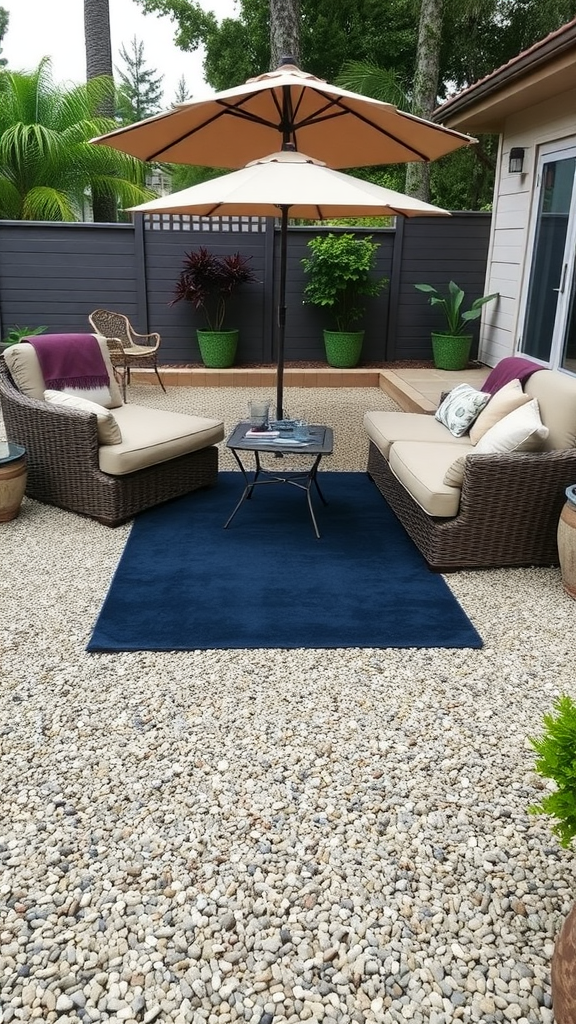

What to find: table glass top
left=0, top=441, right=25, bottom=464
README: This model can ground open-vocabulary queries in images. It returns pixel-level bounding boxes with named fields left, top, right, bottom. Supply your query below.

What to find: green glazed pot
left=431, top=332, right=472, bottom=371
left=323, top=330, right=364, bottom=368
left=197, top=329, right=238, bottom=368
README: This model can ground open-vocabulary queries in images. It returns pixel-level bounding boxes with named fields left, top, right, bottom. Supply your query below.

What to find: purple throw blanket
left=27, top=334, right=110, bottom=391
left=481, top=356, right=540, bottom=394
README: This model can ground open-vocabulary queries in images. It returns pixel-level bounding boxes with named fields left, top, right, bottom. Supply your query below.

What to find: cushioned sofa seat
left=388, top=441, right=474, bottom=517
left=100, top=404, right=224, bottom=475
left=364, top=360, right=576, bottom=570
left=363, top=410, right=471, bottom=459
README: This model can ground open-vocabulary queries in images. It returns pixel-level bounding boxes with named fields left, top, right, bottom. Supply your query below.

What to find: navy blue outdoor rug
left=87, top=472, right=482, bottom=651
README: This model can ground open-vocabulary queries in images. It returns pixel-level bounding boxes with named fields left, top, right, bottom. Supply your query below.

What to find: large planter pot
left=196, top=329, right=238, bottom=368
left=558, top=484, right=576, bottom=599
left=552, top=902, right=576, bottom=1023
left=323, top=330, right=364, bottom=368
left=431, top=331, right=472, bottom=371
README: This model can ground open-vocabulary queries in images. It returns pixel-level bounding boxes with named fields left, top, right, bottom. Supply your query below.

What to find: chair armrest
left=460, top=448, right=576, bottom=518
left=128, top=328, right=161, bottom=351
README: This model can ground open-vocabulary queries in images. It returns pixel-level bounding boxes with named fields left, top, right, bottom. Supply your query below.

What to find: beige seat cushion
left=524, top=369, right=576, bottom=450
left=3, top=335, right=123, bottom=409
left=99, top=404, right=224, bottom=475
left=389, top=440, right=474, bottom=517
left=44, top=390, right=122, bottom=445
left=363, top=411, right=470, bottom=460
left=469, top=378, right=532, bottom=444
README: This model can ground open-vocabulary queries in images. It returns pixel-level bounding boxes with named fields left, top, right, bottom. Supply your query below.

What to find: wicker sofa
left=0, top=338, right=224, bottom=526
left=364, top=362, right=576, bottom=570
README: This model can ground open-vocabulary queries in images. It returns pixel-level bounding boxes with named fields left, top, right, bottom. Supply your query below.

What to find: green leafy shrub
left=530, top=695, right=576, bottom=847
left=2, top=325, right=46, bottom=346
left=302, top=233, right=388, bottom=332
left=414, top=281, right=498, bottom=336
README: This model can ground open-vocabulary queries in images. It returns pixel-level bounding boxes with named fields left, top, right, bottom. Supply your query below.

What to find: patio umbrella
left=92, top=60, right=475, bottom=170
left=128, top=149, right=450, bottom=419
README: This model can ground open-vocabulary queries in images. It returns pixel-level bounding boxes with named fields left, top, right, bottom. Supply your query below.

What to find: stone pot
left=552, top=902, right=576, bottom=1023
left=557, top=484, right=576, bottom=599
left=323, top=330, right=364, bottom=368
left=196, top=329, right=238, bottom=368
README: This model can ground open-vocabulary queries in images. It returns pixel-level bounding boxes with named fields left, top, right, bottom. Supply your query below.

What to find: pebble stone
left=1, top=384, right=575, bottom=1024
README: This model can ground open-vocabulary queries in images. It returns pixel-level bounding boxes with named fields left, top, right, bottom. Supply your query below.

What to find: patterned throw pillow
left=435, top=383, right=491, bottom=437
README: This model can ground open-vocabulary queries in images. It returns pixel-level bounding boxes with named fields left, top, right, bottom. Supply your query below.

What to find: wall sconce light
left=509, top=147, right=525, bottom=173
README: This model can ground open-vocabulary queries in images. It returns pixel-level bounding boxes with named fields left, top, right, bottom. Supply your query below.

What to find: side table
left=0, top=442, right=27, bottom=522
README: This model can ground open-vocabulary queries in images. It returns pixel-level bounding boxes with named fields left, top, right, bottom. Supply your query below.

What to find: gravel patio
left=1, top=384, right=574, bottom=1024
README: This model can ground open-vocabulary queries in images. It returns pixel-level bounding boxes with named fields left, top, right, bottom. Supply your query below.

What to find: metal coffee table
left=225, top=422, right=334, bottom=538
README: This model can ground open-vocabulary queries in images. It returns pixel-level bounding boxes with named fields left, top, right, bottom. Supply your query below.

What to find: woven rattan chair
left=88, top=309, right=166, bottom=400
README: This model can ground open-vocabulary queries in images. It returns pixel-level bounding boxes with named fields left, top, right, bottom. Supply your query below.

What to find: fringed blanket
left=27, top=334, right=112, bottom=405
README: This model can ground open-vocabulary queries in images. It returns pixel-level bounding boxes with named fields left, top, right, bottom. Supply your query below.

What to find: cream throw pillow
left=44, top=389, right=122, bottom=445
left=469, top=378, right=532, bottom=445
left=474, top=398, right=549, bottom=454
left=435, top=383, right=491, bottom=437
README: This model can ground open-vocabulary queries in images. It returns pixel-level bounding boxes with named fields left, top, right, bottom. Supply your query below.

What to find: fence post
left=386, top=217, right=405, bottom=362
left=134, top=214, right=149, bottom=332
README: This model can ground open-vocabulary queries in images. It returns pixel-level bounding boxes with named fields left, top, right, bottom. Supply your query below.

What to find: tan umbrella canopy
left=129, top=150, right=450, bottom=419
left=92, top=61, right=475, bottom=169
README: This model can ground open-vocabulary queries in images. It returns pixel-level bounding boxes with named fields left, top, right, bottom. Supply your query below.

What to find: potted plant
left=171, top=246, right=257, bottom=368
left=530, top=695, right=576, bottom=1023
left=414, top=280, right=498, bottom=370
left=301, top=233, right=388, bottom=368
left=1, top=325, right=46, bottom=355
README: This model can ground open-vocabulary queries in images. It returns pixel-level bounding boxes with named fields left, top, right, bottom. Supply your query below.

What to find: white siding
left=479, top=88, right=576, bottom=366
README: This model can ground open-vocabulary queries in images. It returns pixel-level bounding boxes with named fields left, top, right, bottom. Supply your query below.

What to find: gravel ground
left=1, top=385, right=575, bottom=1024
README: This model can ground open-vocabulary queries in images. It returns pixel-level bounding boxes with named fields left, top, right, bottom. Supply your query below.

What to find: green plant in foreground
left=2, top=325, right=46, bottom=345
left=302, top=233, right=388, bottom=332
left=530, top=695, right=576, bottom=848
left=414, top=280, right=498, bottom=336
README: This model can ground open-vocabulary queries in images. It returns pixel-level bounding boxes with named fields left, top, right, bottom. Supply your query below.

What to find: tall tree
left=270, top=0, right=301, bottom=68
left=116, top=36, right=164, bottom=123
left=84, top=0, right=117, bottom=221
left=173, top=74, right=192, bottom=104
left=0, top=6, right=8, bottom=68
left=406, top=0, right=443, bottom=201
left=0, top=60, right=154, bottom=221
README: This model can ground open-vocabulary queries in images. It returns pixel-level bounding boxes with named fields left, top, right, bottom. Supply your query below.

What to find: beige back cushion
left=524, top=369, right=576, bottom=450
left=4, top=335, right=123, bottom=409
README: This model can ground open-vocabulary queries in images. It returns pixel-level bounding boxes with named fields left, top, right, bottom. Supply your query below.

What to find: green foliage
left=0, top=5, right=8, bottom=68
left=530, top=695, right=576, bottom=848
left=115, top=36, right=164, bottom=124
left=1, top=324, right=46, bottom=345
left=171, top=246, right=258, bottom=330
left=414, top=280, right=498, bottom=335
left=0, top=59, right=155, bottom=221
left=302, top=233, right=388, bottom=332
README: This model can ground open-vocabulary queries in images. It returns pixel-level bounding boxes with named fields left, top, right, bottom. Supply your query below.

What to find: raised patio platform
left=131, top=364, right=490, bottom=414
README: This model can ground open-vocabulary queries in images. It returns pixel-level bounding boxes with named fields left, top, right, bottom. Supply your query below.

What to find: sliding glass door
left=519, top=144, right=576, bottom=372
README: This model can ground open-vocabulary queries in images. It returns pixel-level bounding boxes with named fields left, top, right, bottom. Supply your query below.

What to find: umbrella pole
left=276, top=205, right=289, bottom=421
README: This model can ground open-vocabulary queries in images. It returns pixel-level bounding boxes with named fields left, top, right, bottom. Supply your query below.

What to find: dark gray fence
left=0, top=212, right=491, bottom=364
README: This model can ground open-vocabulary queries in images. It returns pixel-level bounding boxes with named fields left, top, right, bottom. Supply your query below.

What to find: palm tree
left=0, top=59, right=155, bottom=221
left=84, top=0, right=116, bottom=220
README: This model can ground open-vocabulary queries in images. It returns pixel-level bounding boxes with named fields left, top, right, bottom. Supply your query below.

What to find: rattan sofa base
left=0, top=358, right=218, bottom=526
left=367, top=439, right=576, bottom=571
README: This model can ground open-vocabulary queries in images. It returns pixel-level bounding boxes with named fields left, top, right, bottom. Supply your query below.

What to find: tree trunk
left=270, top=0, right=301, bottom=70
left=405, top=0, right=443, bottom=202
left=84, top=0, right=117, bottom=222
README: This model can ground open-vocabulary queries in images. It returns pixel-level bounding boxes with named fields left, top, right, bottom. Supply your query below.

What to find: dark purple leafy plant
left=171, top=247, right=258, bottom=331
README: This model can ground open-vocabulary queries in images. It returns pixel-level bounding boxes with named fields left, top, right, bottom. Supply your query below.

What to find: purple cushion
left=481, top=357, right=540, bottom=395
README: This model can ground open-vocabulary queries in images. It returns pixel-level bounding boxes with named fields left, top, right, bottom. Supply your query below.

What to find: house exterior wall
left=479, top=87, right=576, bottom=366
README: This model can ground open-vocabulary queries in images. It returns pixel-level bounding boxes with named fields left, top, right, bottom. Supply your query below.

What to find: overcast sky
left=2, top=0, right=237, bottom=106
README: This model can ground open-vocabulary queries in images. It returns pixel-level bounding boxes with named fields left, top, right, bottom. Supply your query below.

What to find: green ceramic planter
left=323, top=330, right=364, bottom=368
left=431, top=331, right=472, bottom=371
left=197, top=329, right=238, bottom=368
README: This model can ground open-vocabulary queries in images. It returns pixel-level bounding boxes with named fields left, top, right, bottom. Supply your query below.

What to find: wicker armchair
left=0, top=356, right=218, bottom=526
left=88, top=309, right=165, bottom=400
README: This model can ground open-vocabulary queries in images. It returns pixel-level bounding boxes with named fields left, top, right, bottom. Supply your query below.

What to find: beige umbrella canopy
left=129, top=150, right=450, bottom=419
left=92, top=61, right=475, bottom=169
